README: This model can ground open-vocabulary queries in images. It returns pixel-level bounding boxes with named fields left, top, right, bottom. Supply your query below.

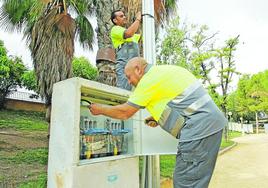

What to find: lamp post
left=228, top=111, right=232, bottom=118
left=240, top=117, right=244, bottom=135
left=141, top=1, right=160, bottom=188
left=228, top=112, right=232, bottom=133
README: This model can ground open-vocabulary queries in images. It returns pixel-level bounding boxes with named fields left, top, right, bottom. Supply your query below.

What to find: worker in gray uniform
left=89, top=57, right=227, bottom=188
left=110, top=10, right=142, bottom=90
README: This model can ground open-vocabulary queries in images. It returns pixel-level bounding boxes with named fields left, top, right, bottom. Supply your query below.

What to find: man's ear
left=135, top=65, right=143, bottom=76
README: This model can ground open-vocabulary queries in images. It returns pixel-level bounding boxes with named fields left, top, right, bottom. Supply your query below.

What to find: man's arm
left=89, top=103, right=139, bottom=120
left=124, top=11, right=141, bottom=38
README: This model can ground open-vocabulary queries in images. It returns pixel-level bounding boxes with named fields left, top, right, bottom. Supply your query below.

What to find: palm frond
left=56, top=14, right=76, bottom=57
left=164, top=0, right=177, bottom=16
left=68, top=0, right=93, bottom=15
left=0, top=0, right=32, bottom=31
left=0, top=0, right=48, bottom=35
left=24, top=1, right=49, bottom=41
left=30, top=7, right=75, bottom=102
left=154, top=0, right=165, bottom=24
left=75, top=15, right=94, bottom=50
left=154, top=0, right=177, bottom=24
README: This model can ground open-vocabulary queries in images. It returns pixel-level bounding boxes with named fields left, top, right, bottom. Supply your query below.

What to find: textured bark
left=93, top=0, right=122, bottom=86
left=96, top=60, right=117, bottom=86
left=0, top=93, right=6, bottom=109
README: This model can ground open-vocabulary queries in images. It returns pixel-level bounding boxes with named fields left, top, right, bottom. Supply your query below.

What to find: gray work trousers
left=115, top=42, right=140, bottom=91
left=173, top=130, right=223, bottom=188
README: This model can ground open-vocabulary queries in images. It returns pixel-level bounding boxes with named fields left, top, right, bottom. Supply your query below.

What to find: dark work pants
left=115, top=42, right=139, bottom=91
left=173, top=130, right=223, bottom=188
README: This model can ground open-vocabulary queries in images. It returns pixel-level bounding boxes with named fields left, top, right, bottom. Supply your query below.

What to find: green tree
left=0, top=0, right=94, bottom=108
left=214, top=35, right=240, bottom=116
left=247, top=70, right=268, bottom=132
left=186, top=24, right=217, bottom=85
left=234, top=75, right=252, bottom=117
left=156, top=17, right=189, bottom=68
left=21, top=70, right=38, bottom=92
left=248, top=70, right=268, bottom=112
left=226, top=89, right=254, bottom=122
left=212, top=36, right=241, bottom=140
left=227, top=71, right=268, bottom=124
left=157, top=17, right=218, bottom=81
left=72, top=57, right=98, bottom=80
left=0, top=40, right=26, bottom=109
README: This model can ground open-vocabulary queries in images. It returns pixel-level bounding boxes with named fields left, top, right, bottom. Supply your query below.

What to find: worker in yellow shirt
left=110, top=10, right=142, bottom=90
left=90, top=57, right=227, bottom=188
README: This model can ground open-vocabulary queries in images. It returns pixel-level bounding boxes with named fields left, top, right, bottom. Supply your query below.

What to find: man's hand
left=89, top=103, right=103, bottom=115
left=144, top=116, right=158, bottom=127
left=135, top=11, right=142, bottom=22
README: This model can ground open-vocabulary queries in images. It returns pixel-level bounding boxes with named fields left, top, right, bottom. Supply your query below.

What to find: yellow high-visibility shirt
left=110, top=25, right=140, bottom=49
left=127, top=65, right=196, bottom=121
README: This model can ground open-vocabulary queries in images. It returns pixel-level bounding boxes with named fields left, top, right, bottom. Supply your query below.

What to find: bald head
left=125, top=57, right=148, bottom=72
left=124, top=57, right=148, bottom=87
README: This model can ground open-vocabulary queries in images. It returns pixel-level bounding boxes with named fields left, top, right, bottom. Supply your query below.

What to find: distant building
left=5, top=91, right=45, bottom=112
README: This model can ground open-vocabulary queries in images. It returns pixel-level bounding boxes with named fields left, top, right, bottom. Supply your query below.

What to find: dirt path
left=209, top=133, right=268, bottom=188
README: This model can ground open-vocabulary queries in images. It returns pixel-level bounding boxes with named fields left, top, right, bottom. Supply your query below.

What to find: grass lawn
left=0, top=109, right=243, bottom=186
left=0, top=109, right=48, bottom=187
left=220, top=131, right=242, bottom=149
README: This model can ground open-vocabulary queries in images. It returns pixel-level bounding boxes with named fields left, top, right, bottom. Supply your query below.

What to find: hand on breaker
left=144, top=116, right=158, bottom=127
left=89, top=103, right=102, bottom=115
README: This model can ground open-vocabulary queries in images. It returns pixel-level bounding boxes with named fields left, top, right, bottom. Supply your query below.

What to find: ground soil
left=0, top=129, right=48, bottom=187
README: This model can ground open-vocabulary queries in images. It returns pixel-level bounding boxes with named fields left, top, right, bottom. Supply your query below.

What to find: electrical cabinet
left=47, top=78, right=178, bottom=188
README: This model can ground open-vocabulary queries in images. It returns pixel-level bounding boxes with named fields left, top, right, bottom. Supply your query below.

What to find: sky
left=0, top=0, right=268, bottom=75
left=178, top=0, right=268, bottom=74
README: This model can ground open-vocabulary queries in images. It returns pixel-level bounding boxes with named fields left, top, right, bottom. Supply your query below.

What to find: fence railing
left=228, top=122, right=254, bottom=133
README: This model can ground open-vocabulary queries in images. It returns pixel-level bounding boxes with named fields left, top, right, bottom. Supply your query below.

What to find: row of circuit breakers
left=79, top=115, right=130, bottom=160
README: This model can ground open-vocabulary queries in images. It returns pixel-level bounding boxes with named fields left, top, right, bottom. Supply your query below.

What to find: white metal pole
left=142, top=0, right=160, bottom=188
left=142, top=0, right=156, bottom=64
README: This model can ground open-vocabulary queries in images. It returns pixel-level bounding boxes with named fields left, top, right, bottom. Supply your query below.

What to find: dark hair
left=111, top=9, right=123, bottom=25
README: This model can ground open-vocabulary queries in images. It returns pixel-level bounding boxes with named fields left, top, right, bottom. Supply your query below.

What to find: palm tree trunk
left=94, top=0, right=122, bottom=86
left=30, top=5, right=76, bottom=133
left=0, top=92, right=7, bottom=109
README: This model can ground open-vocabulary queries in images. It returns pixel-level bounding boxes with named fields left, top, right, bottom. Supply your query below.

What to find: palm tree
left=0, top=0, right=94, bottom=120
left=92, top=0, right=177, bottom=85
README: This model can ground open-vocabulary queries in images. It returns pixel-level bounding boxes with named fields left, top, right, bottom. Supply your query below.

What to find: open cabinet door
left=133, top=109, right=178, bottom=156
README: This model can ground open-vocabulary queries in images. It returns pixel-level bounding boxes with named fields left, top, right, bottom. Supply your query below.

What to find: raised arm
left=124, top=11, right=142, bottom=38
